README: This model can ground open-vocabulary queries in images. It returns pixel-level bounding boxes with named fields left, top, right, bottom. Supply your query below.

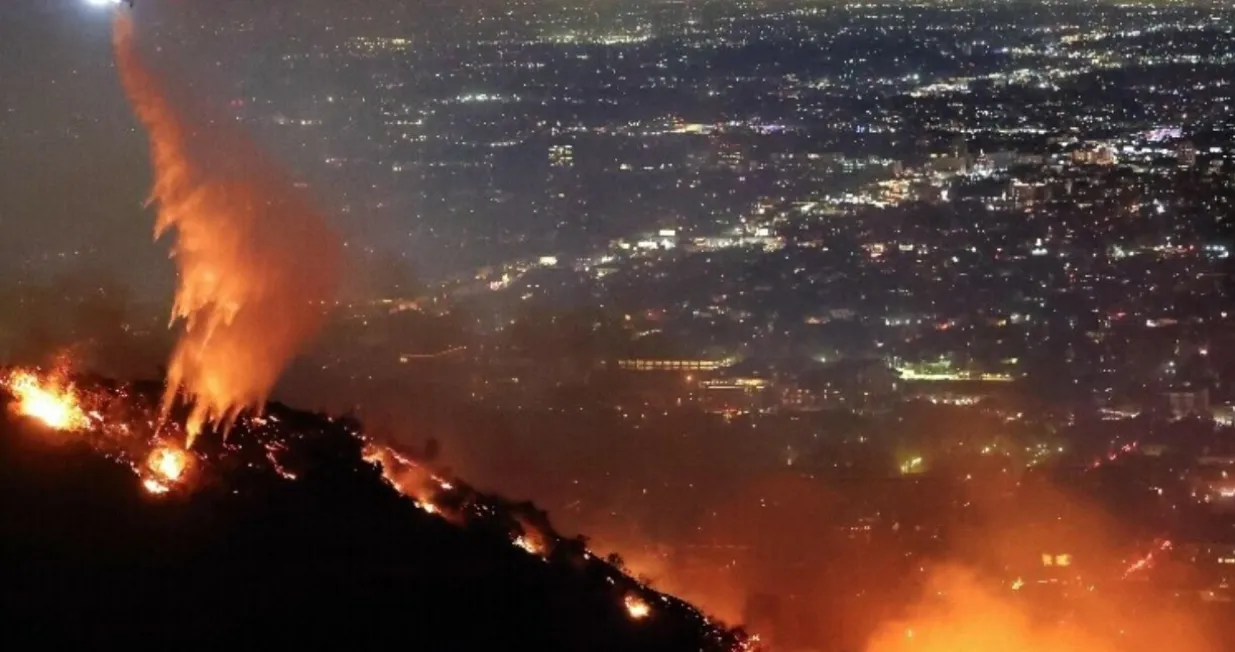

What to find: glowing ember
left=264, top=442, right=298, bottom=480
left=267, top=454, right=298, bottom=480
left=624, top=594, right=652, bottom=620
left=2, top=370, right=91, bottom=432
left=142, top=478, right=171, bottom=495
left=1122, top=539, right=1172, bottom=579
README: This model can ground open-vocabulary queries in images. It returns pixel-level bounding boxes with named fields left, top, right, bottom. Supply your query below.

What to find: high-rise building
left=549, top=144, right=574, bottom=168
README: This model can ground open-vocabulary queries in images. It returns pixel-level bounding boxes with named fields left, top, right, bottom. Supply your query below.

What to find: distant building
left=780, top=384, right=825, bottom=411
left=1213, top=404, right=1235, bottom=427
left=1011, top=180, right=1049, bottom=207
left=914, top=182, right=948, bottom=203
left=613, top=357, right=736, bottom=372
left=1074, top=146, right=1117, bottom=166
left=1165, top=386, right=1210, bottom=420
left=698, top=378, right=768, bottom=414
left=1177, top=141, right=1197, bottom=167
left=785, top=359, right=899, bottom=409
left=893, top=359, right=1014, bottom=383
left=926, top=154, right=967, bottom=175
left=549, top=144, right=574, bottom=168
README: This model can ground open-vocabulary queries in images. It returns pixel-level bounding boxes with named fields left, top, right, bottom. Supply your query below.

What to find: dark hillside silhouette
left=0, top=378, right=749, bottom=651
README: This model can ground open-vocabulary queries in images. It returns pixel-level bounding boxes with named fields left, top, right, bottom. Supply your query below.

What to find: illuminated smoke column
left=113, top=16, right=340, bottom=446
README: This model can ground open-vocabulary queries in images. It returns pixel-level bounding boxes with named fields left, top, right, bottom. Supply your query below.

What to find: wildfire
left=148, top=445, right=188, bottom=482
left=2, top=370, right=91, bottom=432
left=513, top=535, right=543, bottom=556
left=624, top=594, right=652, bottom=620
left=2, top=367, right=196, bottom=496
left=265, top=443, right=299, bottom=481
left=363, top=442, right=450, bottom=510
left=112, top=15, right=340, bottom=449
left=1090, top=441, right=1138, bottom=470
left=141, top=444, right=190, bottom=495
left=142, top=478, right=171, bottom=495
left=1122, top=539, right=1172, bottom=579
left=1, top=369, right=750, bottom=649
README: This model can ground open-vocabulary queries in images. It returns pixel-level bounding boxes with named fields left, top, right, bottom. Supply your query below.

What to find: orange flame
left=2, top=370, right=91, bottom=431
left=142, top=478, right=172, bottom=495
left=513, top=535, right=544, bottom=556
left=624, top=594, right=652, bottom=620
left=148, top=445, right=188, bottom=483
left=142, top=444, right=190, bottom=495
left=365, top=444, right=433, bottom=499
left=112, top=15, right=340, bottom=448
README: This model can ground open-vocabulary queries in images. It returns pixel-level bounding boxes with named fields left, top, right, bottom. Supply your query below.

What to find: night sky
left=0, top=0, right=166, bottom=295
left=0, top=0, right=474, bottom=299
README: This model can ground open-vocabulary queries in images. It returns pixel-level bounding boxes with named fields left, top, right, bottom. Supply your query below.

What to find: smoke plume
left=112, top=16, right=340, bottom=446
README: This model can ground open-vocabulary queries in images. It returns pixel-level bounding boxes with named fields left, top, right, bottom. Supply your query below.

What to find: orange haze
left=866, top=563, right=1216, bottom=652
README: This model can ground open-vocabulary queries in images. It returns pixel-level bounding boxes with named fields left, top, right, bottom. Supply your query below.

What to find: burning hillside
left=0, top=367, right=756, bottom=650
left=0, top=14, right=754, bottom=649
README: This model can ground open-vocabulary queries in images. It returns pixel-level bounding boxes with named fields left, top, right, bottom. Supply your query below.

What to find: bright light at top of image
left=85, top=0, right=123, bottom=7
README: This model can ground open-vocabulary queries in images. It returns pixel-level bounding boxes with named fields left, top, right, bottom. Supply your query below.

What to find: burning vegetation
left=142, top=443, right=189, bottom=494
left=0, top=366, right=753, bottom=650
left=2, top=367, right=194, bottom=495
left=3, top=368, right=91, bottom=432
